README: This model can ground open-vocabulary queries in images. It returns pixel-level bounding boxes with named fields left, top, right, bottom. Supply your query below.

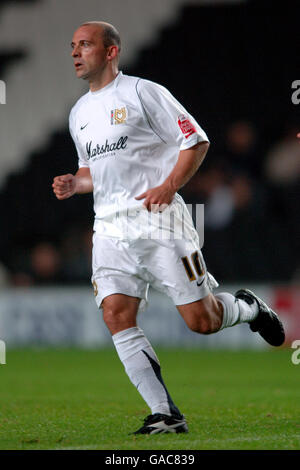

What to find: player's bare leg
left=177, top=293, right=223, bottom=334
left=177, top=290, right=285, bottom=346
left=102, top=293, right=140, bottom=335
left=102, top=293, right=188, bottom=434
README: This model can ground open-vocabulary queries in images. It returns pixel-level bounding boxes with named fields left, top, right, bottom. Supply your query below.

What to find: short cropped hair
left=81, top=21, right=121, bottom=53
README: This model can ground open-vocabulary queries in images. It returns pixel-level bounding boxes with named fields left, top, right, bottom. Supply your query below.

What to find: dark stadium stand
left=0, top=1, right=299, bottom=285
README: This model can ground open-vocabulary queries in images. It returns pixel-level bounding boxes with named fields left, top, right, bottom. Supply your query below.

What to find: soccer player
left=52, top=22, right=285, bottom=435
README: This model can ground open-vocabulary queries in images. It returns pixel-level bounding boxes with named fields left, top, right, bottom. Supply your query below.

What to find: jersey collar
left=89, top=71, right=123, bottom=97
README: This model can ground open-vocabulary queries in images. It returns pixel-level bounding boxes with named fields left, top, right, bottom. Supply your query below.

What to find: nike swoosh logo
left=197, top=278, right=205, bottom=287
left=80, top=123, right=89, bottom=130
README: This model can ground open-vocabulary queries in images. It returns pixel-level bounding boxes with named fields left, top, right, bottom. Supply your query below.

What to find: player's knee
left=102, top=308, right=116, bottom=330
left=103, top=307, right=123, bottom=330
left=102, top=304, right=137, bottom=335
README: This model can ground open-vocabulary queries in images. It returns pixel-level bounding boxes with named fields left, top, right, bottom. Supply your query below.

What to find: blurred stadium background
left=0, top=0, right=299, bottom=350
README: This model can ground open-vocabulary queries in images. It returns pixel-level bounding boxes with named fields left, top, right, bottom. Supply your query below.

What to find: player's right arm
left=52, top=167, right=93, bottom=200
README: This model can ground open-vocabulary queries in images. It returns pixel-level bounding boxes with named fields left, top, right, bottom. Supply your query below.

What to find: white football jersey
left=69, top=72, right=209, bottom=239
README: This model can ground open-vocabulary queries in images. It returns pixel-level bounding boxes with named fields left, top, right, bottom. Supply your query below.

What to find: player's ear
left=107, top=45, right=119, bottom=61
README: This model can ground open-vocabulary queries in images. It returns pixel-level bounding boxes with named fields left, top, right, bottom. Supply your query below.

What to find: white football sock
left=215, top=292, right=259, bottom=330
left=112, top=326, right=181, bottom=416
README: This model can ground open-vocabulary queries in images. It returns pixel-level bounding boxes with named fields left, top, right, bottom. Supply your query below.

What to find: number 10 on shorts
left=181, top=251, right=205, bottom=281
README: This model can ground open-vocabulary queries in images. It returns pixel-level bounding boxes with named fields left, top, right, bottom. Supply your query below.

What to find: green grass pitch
left=0, top=348, right=299, bottom=450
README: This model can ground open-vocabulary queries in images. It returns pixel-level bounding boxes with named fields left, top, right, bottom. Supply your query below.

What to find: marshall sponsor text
left=86, top=136, right=128, bottom=160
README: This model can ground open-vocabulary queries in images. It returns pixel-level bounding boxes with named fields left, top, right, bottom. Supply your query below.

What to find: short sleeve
left=136, top=79, right=209, bottom=150
left=69, top=108, right=89, bottom=168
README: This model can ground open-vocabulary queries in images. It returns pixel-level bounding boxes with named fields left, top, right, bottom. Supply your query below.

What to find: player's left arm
left=135, top=141, right=209, bottom=211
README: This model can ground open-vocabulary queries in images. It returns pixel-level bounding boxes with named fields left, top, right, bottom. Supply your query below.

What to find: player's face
left=71, top=25, right=108, bottom=80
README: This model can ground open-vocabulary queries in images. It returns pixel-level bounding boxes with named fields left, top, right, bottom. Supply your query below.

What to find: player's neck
left=89, top=65, right=119, bottom=92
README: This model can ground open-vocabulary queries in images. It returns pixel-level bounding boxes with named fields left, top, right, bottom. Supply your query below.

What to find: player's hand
left=135, top=183, right=175, bottom=212
left=52, top=174, right=77, bottom=200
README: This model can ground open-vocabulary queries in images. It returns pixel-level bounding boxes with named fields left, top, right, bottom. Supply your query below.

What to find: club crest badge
left=111, top=107, right=127, bottom=125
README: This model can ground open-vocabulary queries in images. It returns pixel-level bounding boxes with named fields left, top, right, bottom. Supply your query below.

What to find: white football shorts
left=91, top=230, right=218, bottom=312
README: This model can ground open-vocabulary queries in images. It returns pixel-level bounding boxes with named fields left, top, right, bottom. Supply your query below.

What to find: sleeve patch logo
left=178, top=114, right=196, bottom=138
